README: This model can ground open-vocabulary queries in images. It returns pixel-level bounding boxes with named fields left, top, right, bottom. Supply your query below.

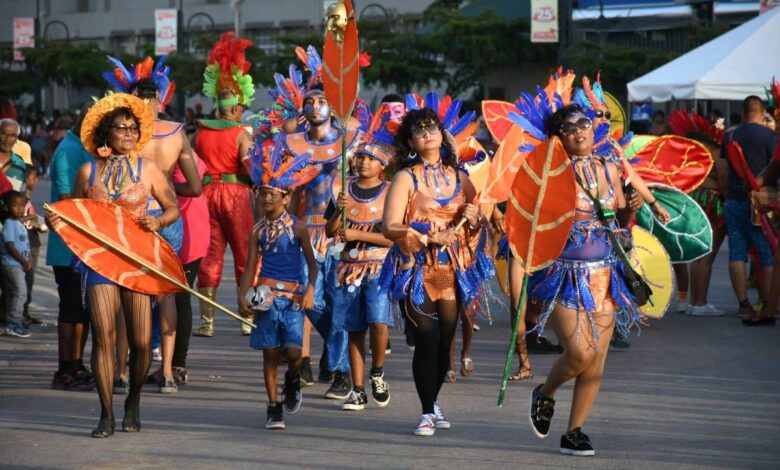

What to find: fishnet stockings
left=88, top=285, right=152, bottom=423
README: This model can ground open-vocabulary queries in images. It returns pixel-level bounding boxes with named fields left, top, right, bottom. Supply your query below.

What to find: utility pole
left=33, top=0, right=42, bottom=114
left=176, top=0, right=185, bottom=119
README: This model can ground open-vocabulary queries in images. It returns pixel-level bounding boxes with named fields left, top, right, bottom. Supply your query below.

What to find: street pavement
left=1, top=178, right=779, bottom=469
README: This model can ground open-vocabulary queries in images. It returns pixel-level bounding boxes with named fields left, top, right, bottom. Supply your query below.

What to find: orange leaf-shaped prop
left=45, top=199, right=255, bottom=327
left=322, top=0, right=360, bottom=123
left=481, top=125, right=539, bottom=204
left=505, top=138, right=576, bottom=272
left=481, top=100, right=518, bottom=142
left=47, top=199, right=185, bottom=295
left=631, top=135, right=713, bottom=193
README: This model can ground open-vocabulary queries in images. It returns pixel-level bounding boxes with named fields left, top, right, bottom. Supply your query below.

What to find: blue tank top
left=258, top=212, right=304, bottom=284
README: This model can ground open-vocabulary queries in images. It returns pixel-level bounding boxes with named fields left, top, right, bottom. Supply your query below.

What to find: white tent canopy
left=627, top=8, right=780, bottom=102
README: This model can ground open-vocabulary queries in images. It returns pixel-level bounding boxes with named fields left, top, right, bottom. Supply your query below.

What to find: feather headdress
left=249, top=135, right=319, bottom=192
left=355, top=103, right=395, bottom=166
left=203, top=32, right=256, bottom=107
left=509, top=86, right=610, bottom=154
left=766, top=77, right=780, bottom=120
left=102, top=56, right=176, bottom=108
left=572, top=73, right=607, bottom=111
left=267, top=64, right=305, bottom=129
left=668, top=109, right=724, bottom=147
left=405, top=91, right=477, bottom=144
left=295, top=45, right=323, bottom=93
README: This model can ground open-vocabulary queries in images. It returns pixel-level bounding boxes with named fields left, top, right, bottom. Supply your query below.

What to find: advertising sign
left=13, top=18, right=35, bottom=61
left=155, top=9, right=178, bottom=55
left=531, top=0, right=559, bottom=43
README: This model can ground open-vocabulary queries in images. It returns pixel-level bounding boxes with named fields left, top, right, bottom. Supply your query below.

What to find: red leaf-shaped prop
left=631, top=135, right=713, bottom=193
left=726, top=141, right=759, bottom=191
left=481, top=125, right=542, bottom=204
left=47, top=199, right=186, bottom=295
left=506, top=138, right=576, bottom=272
left=482, top=100, right=518, bottom=142
left=322, top=0, right=360, bottom=123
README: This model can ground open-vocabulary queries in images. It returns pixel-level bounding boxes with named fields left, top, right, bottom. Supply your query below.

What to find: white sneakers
left=414, top=403, right=451, bottom=436
left=686, top=304, right=725, bottom=316
left=414, top=413, right=436, bottom=436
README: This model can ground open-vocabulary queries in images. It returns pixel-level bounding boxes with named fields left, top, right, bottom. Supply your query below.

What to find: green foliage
left=22, top=40, right=108, bottom=89
left=424, top=8, right=556, bottom=96
left=565, top=41, right=678, bottom=103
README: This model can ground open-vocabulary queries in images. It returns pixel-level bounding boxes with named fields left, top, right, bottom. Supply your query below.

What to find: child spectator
left=2, top=191, right=32, bottom=338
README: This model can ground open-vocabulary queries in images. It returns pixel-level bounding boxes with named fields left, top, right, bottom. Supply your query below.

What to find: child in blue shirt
left=1, top=191, right=32, bottom=338
left=238, top=142, right=318, bottom=430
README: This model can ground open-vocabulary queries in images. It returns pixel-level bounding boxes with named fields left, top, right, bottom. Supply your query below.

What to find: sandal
left=172, top=367, right=188, bottom=385
left=508, top=367, right=533, bottom=381
left=444, top=370, right=456, bottom=383
left=460, top=357, right=474, bottom=377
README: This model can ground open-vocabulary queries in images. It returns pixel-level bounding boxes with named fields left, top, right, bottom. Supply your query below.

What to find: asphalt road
left=1, top=178, right=779, bottom=469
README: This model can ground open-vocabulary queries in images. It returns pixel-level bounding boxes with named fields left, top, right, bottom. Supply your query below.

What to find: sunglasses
left=111, top=125, right=140, bottom=135
left=559, top=117, right=593, bottom=136
left=411, top=123, right=440, bottom=139
left=595, top=110, right=612, bottom=120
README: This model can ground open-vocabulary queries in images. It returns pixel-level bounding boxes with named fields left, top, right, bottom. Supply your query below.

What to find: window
left=254, top=29, right=277, bottom=54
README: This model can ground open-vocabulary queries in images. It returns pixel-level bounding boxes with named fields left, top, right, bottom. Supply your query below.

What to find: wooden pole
left=44, top=203, right=256, bottom=329
left=496, top=137, right=558, bottom=406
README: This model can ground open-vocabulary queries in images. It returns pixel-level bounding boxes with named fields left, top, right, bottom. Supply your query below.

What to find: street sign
left=13, top=18, right=34, bottom=61
left=531, top=0, right=559, bottom=43
left=155, top=9, right=178, bottom=55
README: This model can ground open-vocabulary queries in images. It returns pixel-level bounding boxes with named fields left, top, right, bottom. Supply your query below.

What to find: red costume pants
left=196, top=182, right=255, bottom=288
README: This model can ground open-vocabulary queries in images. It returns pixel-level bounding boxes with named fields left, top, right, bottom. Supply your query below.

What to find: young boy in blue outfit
left=238, top=143, right=318, bottom=430
left=325, top=107, right=395, bottom=410
left=2, top=191, right=33, bottom=338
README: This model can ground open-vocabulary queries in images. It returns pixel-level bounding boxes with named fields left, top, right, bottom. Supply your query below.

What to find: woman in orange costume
left=58, top=94, right=179, bottom=437
left=380, top=108, right=493, bottom=436
left=527, top=104, right=639, bottom=456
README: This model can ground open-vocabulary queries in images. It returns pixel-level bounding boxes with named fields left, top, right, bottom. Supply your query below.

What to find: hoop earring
left=97, top=143, right=112, bottom=158
left=407, top=149, right=417, bottom=160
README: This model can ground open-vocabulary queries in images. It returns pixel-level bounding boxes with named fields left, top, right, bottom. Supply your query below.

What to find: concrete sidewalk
left=1, top=179, right=779, bottom=469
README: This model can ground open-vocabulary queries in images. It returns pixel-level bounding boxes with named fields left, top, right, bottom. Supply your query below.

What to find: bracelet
left=156, top=216, right=165, bottom=229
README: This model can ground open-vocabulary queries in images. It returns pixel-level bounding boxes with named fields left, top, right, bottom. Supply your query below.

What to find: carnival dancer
left=103, top=55, right=202, bottom=392
left=668, top=110, right=728, bottom=316
left=193, top=33, right=256, bottom=337
left=48, top=93, right=180, bottom=437
left=572, top=75, right=670, bottom=348
left=280, top=45, right=362, bottom=397
left=237, top=141, right=318, bottom=430
left=526, top=104, right=640, bottom=456
left=324, top=106, right=394, bottom=411
left=380, top=107, right=494, bottom=436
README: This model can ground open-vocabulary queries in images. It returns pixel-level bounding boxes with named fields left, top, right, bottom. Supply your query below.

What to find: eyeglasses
left=410, top=123, right=440, bottom=139
left=0, top=132, right=17, bottom=139
left=595, top=110, right=612, bottom=120
left=110, top=125, right=140, bottom=135
left=559, top=117, right=593, bottom=136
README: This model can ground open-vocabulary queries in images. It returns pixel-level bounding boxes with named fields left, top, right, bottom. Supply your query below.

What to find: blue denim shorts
left=331, top=274, right=392, bottom=332
left=724, top=199, right=774, bottom=266
left=249, top=296, right=305, bottom=350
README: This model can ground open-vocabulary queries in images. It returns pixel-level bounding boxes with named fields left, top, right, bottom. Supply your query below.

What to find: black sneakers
left=282, top=377, right=302, bottom=414
left=560, top=428, right=595, bottom=456
left=300, top=357, right=314, bottom=387
left=529, top=384, right=555, bottom=438
left=609, top=336, right=631, bottom=350
left=341, top=388, right=368, bottom=411
left=324, top=371, right=351, bottom=400
left=265, top=402, right=285, bottom=430
left=526, top=333, right=563, bottom=354
left=369, top=372, right=390, bottom=407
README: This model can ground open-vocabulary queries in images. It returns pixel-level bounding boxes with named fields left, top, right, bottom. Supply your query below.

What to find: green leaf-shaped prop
left=635, top=183, right=713, bottom=262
